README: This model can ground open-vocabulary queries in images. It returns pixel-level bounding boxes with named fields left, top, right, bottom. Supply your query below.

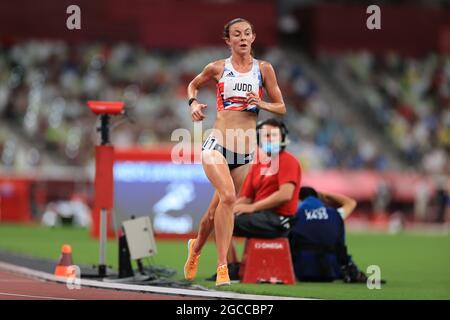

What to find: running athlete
left=185, top=18, right=286, bottom=286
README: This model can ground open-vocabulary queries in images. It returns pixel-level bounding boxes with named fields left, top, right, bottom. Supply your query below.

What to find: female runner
left=184, top=18, right=286, bottom=286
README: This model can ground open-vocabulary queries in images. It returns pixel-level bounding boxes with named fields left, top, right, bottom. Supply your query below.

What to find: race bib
left=223, top=75, right=259, bottom=99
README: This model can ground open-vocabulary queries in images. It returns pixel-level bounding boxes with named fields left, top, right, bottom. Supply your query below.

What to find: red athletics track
left=0, top=270, right=200, bottom=300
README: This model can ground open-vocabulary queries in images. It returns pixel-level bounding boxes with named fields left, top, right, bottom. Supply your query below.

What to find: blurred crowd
left=321, top=51, right=450, bottom=175
left=0, top=41, right=448, bottom=224
left=0, top=41, right=390, bottom=171
left=265, top=49, right=387, bottom=170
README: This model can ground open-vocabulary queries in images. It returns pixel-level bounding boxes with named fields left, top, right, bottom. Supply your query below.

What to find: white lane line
left=0, top=261, right=314, bottom=300
left=0, top=292, right=75, bottom=300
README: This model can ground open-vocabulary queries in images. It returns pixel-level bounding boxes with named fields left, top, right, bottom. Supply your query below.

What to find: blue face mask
left=261, top=142, right=281, bottom=155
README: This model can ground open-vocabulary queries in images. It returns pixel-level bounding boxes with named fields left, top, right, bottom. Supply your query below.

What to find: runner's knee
left=219, top=191, right=236, bottom=206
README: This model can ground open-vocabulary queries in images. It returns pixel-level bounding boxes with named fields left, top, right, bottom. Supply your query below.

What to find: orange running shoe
left=184, top=239, right=200, bottom=281
left=216, top=264, right=231, bottom=287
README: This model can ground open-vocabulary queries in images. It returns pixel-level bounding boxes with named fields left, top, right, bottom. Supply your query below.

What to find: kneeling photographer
left=289, top=187, right=368, bottom=283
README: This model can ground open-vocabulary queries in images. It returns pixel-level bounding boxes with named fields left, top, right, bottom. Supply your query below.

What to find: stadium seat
left=239, top=238, right=296, bottom=285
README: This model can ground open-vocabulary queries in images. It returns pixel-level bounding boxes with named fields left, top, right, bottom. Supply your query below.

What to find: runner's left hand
left=246, top=92, right=263, bottom=107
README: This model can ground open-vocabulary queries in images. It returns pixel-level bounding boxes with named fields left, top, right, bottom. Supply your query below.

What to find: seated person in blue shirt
left=289, top=186, right=368, bottom=283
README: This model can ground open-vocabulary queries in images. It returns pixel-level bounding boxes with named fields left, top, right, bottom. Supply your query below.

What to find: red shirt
left=240, top=150, right=302, bottom=217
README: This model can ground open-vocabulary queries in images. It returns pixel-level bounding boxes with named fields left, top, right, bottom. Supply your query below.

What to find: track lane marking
left=0, top=292, right=75, bottom=300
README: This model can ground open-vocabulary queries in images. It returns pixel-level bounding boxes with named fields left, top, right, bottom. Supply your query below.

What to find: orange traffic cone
left=54, top=244, right=74, bottom=278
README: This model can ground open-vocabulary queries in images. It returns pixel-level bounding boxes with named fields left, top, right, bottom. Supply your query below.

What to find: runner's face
left=226, top=22, right=255, bottom=55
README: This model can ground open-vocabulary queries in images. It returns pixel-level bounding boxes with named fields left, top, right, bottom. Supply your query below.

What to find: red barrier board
left=0, top=178, right=32, bottom=222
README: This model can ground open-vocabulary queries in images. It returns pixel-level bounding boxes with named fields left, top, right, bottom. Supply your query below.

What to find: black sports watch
left=188, top=98, right=197, bottom=106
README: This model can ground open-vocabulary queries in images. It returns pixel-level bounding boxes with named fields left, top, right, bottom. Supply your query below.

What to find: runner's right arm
left=187, top=61, right=222, bottom=121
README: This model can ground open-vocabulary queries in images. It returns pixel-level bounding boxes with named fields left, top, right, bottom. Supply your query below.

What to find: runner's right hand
left=191, top=102, right=207, bottom=121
